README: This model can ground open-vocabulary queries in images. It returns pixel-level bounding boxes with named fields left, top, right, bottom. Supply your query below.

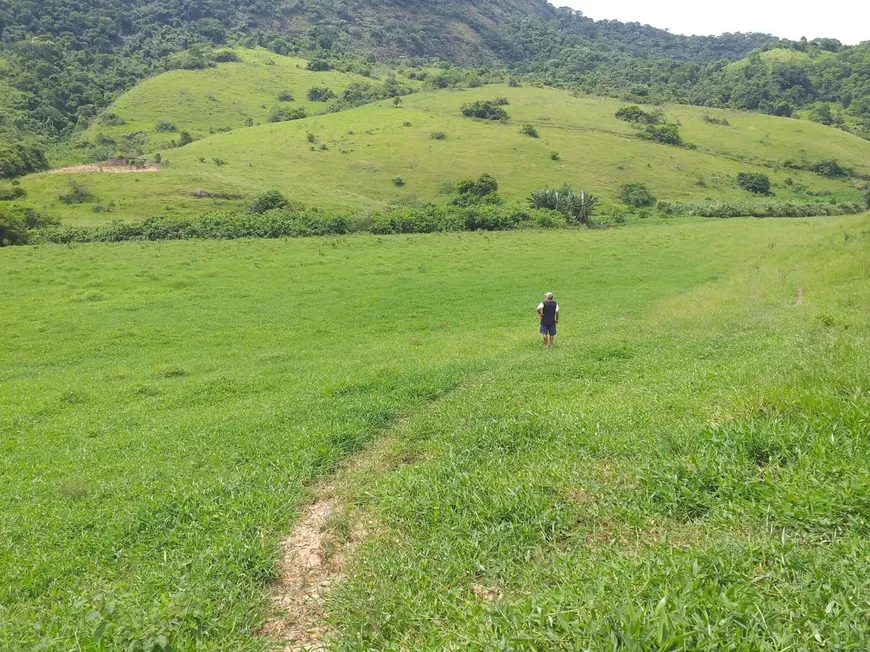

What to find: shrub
left=508, top=78, right=522, bottom=88
left=213, top=50, right=241, bottom=63
left=244, top=117, right=254, bottom=127
left=431, top=131, right=447, bottom=140
left=0, top=186, right=27, bottom=201
left=307, top=59, right=331, bottom=72
left=550, top=152, right=561, bottom=161
left=58, top=181, right=96, bottom=204
left=461, top=101, right=509, bottom=121
left=307, top=86, right=336, bottom=102
left=657, top=200, right=864, bottom=218
left=736, top=172, right=771, bottom=194
left=269, top=107, right=307, bottom=123
left=393, top=97, right=403, bottom=107
left=155, top=121, right=177, bottom=132
left=528, top=185, right=598, bottom=224
left=277, top=90, right=295, bottom=102
left=393, top=177, right=406, bottom=187
left=1, top=204, right=58, bottom=245
left=100, top=112, right=126, bottom=126
left=0, top=142, right=49, bottom=178
left=618, top=183, right=656, bottom=207
left=250, top=190, right=288, bottom=214
left=615, top=105, right=662, bottom=125
left=455, top=173, right=499, bottom=199
left=864, top=190, right=870, bottom=209
left=809, top=159, right=849, bottom=178
left=700, top=113, right=729, bottom=126
left=491, top=97, right=510, bottom=106
left=638, top=123, right=683, bottom=146
left=177, top=131, right=194, bottom=146
left=520, top=124, right=539, bottom=138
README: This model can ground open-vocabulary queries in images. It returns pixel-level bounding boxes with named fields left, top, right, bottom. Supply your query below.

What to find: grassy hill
left=2, top=213, right=868, bottom=649
left=13, top=70, right=870, bottom=225
left=78, top=48, right=421, bottom=154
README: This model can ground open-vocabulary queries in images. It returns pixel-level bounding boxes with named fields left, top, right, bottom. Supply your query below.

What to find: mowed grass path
left=1, top=215, right=869, bottom=649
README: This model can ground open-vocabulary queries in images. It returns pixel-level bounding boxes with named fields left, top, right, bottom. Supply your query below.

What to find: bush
left=656, top=200, right=863, bottom=218
left=615, top=105, right=662, bottom=125
left=155, top=121, right=177, bottom=132
left=508, top=78, right=522, bottom=88
left=455, top=173, right=499, bottom=199
left=550, top=152, right=561, bottom=161
left=736, top=172, right=771, bottom=194
left=864, top=190, right=870, bottom=209
left=58, top=181, right=96, bottom=204
left=245, top=117, right=254, bottom=127
left=0, top=204, right=58, bottom=245
left=809, top=159, right=849, bottom=178
left=618, top=183, right=656, bottom=207
left=307, top=86, right=336, bottom=102
left=491, top=97, right=510, bottom=106
left=269, top=107, right=307, bottom=123
left=213, top=50, right=241, bottom=63
left=393, top=177, right=406, bottom=187
left=277, top=90, right=295, bottom=102
left=700, top=113, right=729, bottom=126
left=0, top=142, right=49, bottom=179
left=431, top=131, right=447, bottom=140
left=528, top=185, right=598, bottom=224
left=177, top=131, right=194, bottom=147
left=638, top=123, right=683, bottom=146
left=461, top=101, right=509, bottom=121
left=0, top=186, right=27, bottom=201
left=100, top=112, right=126, bottom=126
left=520, top=124, right=539, bottom=138
left=307, top=59, right=331, bottom=72
left=250, top=190, right=288, bottom=214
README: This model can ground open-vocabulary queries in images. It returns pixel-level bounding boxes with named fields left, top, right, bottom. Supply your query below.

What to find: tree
left=618, top=183, right=656, bottom=207
left=736, top=172, right=771, bottom=194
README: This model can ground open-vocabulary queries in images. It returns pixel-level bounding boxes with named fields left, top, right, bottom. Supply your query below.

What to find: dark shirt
left=540, top=300, right=558, bottom=327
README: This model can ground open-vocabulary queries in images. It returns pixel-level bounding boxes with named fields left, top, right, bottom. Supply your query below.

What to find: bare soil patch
left=48, top=163, right=160, bottom=174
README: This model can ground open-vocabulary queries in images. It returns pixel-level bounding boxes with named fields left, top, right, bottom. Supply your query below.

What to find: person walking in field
left=537, top=292, right=559, bottom=348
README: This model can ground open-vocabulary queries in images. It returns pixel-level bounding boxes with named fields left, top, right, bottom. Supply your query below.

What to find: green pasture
left=17, top=84, right=869, bottom=225
left=1, top=214, right=869, bottom=650
left=81, top=48, right=417, bottom=152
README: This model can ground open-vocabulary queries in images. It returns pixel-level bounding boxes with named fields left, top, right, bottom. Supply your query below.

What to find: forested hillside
left=1, top=0, right=868, bottom=178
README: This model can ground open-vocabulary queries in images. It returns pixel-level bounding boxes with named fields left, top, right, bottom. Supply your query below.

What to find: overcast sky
left=558, top=1, right=869, bottom=45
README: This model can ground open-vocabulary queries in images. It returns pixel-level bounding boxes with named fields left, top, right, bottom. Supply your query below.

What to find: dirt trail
left=262, top=380, right=473, bottom=651
left=48, top=164, right=160, bottom=174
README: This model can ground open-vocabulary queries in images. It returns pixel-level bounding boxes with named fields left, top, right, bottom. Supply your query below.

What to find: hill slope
left=17, top=77, right=870, bottom=225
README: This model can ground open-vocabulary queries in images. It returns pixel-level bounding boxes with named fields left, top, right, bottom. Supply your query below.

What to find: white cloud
left=557, top=0, right=869, bottom=45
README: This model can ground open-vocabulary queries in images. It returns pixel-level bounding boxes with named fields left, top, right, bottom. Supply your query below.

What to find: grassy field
left=14, top=74, right=870, bottom=225
left=1, top=214, right=869, bottom=649
left=80, top=48, right=418, bottom=153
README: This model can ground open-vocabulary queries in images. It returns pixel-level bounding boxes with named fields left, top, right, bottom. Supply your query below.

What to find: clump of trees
left=618, top=183, right=656, bottom=207
left=736, top=172, right=771, bottom=194
left=461, top=101, right=509, bottom=121
left=637, top=123, right=684, bottom=146
left=528, top=185, right=598, bottom=224
left=615, top=105, right=662, bottom=125
left=269, top=108, right=307, bottom=123
left=0, top=142, right=49, bottom=179
left=307, top=86, right=337, bottom=102
left=451, top=173, right=501, bottom=206
left=250, top=190, right=288, bottom=214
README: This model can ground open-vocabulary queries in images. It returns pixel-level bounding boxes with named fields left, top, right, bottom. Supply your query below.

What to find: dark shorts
left=540, top=323, right=557, bottom=336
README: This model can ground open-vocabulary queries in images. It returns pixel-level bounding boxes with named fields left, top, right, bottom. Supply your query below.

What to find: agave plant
left=528, top=185, right=598, bottom=224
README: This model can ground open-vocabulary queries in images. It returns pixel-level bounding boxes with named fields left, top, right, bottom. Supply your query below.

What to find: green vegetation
left=736, top=172, right=772, bottom=194
left=461, top=100, right=510, bottom=121
left=2, top=213, right=869, bottom=649
left=528, top=185, right=598, bottom=224
left=11, top=84, right=870, bottom=227
left=520, top=124, right=539, bottom=138
left=618, top=182, right=656, bottom=207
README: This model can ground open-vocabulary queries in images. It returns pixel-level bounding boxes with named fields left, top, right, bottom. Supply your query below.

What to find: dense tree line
left=0, top=0, right=868, bottom=176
